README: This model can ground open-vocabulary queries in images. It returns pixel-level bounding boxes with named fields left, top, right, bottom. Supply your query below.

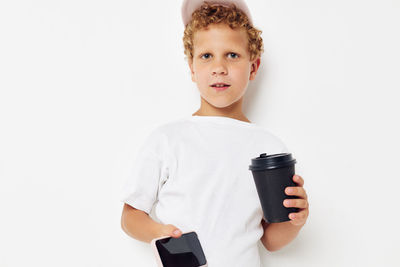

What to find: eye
left=200, top=52, right=239, bottom=59
left=228, top=52, right=239, bottom=58
left=200, top=53, right=211, bottom=59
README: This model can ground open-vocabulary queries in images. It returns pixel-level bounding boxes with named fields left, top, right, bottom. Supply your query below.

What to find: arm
left=120, top=203, right=183, bottom=243
left=260, top=219, right=303, bottom=252
left=120, top=203, right=163, bottom=243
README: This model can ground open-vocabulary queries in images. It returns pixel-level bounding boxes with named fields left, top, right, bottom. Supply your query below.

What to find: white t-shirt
left=120, top=115, right=289, bottom=267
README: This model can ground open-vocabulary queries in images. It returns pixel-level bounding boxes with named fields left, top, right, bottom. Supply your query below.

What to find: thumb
left=172, top=228, right=182, bottom=238
left=164, top=224, right=182, bottom=238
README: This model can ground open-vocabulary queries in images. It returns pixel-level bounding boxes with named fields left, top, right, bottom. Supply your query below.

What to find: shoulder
left=146, top=117, right=190, bottom=138
left=140, top=117, right=190, bottom=147
left=252, top=126, right=289, bottom=153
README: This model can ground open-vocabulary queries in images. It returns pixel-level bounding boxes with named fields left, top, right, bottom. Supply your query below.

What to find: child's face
left=188, top=23, right=260, bottom=109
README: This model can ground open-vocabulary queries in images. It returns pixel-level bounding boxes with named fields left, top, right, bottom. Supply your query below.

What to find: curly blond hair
left=183, top=1, right=264, bottom=63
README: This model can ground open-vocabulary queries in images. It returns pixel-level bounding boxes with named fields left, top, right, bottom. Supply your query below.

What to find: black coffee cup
left=249, top=153, right=299, bottom=223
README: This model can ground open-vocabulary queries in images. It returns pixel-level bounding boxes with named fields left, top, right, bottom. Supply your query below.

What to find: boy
left=120, top=0, right=309, bottom=266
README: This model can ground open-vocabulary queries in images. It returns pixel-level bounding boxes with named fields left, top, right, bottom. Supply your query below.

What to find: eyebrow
left=197, top=49, right=243, bottom=55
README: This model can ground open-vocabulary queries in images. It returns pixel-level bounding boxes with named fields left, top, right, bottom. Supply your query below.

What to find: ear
left=188, top=57, right=196, bottom=82
left=249, top=57, right=261, bottom=81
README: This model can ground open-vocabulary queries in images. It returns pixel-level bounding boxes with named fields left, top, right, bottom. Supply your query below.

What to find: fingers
left=285, top=186, right=308, bottom=200
left=293, top=175, right=304, bottom=186
left=284, top=175, right=309, bottom=226
left=288, top=208, right=309, bottom=225
left=283, top=198, right=309, bottom=209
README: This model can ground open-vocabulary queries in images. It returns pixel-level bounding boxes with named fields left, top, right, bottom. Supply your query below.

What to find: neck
left=192, top=96, right=251, bottom=123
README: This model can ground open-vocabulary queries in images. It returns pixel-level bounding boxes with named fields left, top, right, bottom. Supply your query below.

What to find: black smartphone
left=150, top=231, right=208, bottom=267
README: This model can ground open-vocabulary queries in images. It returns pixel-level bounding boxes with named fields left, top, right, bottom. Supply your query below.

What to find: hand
left=283, top=174, right=309, bottom=226
left=157, top=224, right=183, bottom=239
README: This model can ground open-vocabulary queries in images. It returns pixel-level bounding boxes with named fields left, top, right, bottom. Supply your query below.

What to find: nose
left=211, top=59, right=228, bottom=76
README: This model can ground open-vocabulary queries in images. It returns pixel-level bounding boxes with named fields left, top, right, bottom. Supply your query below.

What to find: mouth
left=210, top=83, right=231, bottom=91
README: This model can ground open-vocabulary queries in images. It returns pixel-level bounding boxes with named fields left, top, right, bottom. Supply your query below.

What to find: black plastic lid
left=248, top=153, right=296, bottom=171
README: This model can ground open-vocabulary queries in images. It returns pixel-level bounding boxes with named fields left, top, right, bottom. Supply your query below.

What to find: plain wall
left=0, top=0, right=399, bottom=266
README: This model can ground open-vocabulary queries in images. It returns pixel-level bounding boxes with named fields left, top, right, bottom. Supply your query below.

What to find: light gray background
left=1, top=0, right=399, bottom=266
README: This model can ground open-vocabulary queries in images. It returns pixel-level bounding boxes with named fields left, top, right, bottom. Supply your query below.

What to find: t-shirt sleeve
left=275, top=137, right=290, bottom=153
left=262, top=130, right=291, bottom=154
left=120, top=128, right=170, bottom=214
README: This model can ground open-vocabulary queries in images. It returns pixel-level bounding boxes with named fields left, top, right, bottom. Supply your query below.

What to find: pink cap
left=181, top=0, right=253, bottom=27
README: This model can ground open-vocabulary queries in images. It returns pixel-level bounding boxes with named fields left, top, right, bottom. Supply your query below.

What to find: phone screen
left=155, top=231, right=207, bottom=267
